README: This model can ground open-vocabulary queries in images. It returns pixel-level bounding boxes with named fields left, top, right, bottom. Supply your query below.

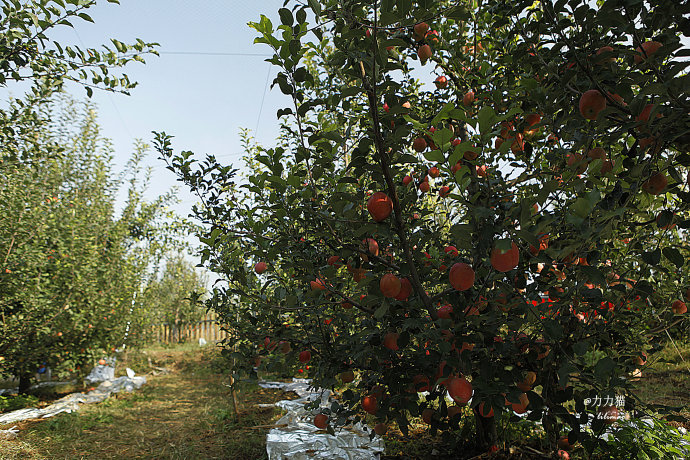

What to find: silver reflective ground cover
left=0, top=371, right=146, bottom=426
left=261, top=378, right=385, bottom=460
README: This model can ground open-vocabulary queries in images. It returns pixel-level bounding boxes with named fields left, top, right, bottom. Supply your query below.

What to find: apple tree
left=158, top=0, right=689, bottom=456
left=0, top=96, right=179, bottom=392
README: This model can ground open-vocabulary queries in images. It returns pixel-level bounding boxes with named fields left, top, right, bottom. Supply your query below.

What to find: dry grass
left=633, top=339, right=690, bottom=427
left=0, top=344, right=294, bottom=460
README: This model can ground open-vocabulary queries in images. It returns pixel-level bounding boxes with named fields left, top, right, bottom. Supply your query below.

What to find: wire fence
left=150, top=313, right=229, bottom=344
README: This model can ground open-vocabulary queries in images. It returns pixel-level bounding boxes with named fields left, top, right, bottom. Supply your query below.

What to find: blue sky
left=51, top=0, right=291, bottom=214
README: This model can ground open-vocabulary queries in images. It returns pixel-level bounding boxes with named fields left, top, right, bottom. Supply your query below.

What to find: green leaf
left=278, top=8, right=293, bottom=27
left=515, top=229, right=538, bottom=248
left=307, top=0, right=321, bottom=16
left=423, top=150, right=445, bottom=163
left=495, top=238, right=513, bottom=252
left=641, top=248, right=661, bottom=265
left=374, top=303, right=389, bottom=319
left=594, top=357, right=616, bottom=383
left=662, top=247, right=684, bottom=268
left=573, top=341, right=588, bottom=356
left=477, top=106, right=495, bottom=135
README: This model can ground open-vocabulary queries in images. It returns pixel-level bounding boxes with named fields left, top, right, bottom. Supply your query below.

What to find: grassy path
left=0, top=345, right=291, bottom=460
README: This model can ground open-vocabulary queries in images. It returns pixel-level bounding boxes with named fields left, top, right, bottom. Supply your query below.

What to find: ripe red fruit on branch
left=671, top=300, right=687, bottom=314
left=363, top=238, right=379, bottom=256
left=419, top=181, right=430, bottom=193
left=380, top=273, right=402, bottom=298
left=428, top=166, right=440, bottom=178
left=518, top=371, right=537, bottom=391
left=524, top=113, right=541, bottom=136
left=402, top=175, right=413, bottom=186
left=558, top=436, right=572, bottom=451
left=642, top=172, right=667, bottom=195
left=444, top=246, right=459, bottom=258
left=447, top=377, right=472, bottom=404
left=490, top=241, right=519, bottom=272
left=449, top=262, right=475, bottom=291
left=579, top=90, right=606, bottom=120
left=478, top=402, right=494, bottom=418
left=413, top=137, right=427, bottom=152
left=413, top=22, right=429, bottom=41
left=418, top=44, right=432, bottom=63
left=394, top=278, right=412, bottom=301
left=362, top=395, right=378, bottom=414
left=567, top=153, right=587, bottom=174
left=314, top=413, right=328, bottom=429
left=367, top=191, right=393, bottom=222
left=434, top=76, right=448, bottom=89
left=634, top=40, right=662, bottom=64
left=595, top=45, right=615, bottom=63
left=462, top=90, right=475, bottom=106
left=437, top=304, right=453, bottom=319
left=254, top=262, right=267, bottom=274
left=422, top=408, right=435, bottom=424
left=587, top=147, right=606, bottom=160
left=374, top=423, right=387, bottom=435
left=299, top=350, right=311, bottom=363
left=439, top=186, right=450, bottom=198
left=383, top=332, right=399, bottom=351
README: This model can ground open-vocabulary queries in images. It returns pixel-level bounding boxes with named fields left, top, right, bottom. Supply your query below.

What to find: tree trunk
left=474, top=408, right=497, bottom=450
left=18, top=372, right=32, bottom=394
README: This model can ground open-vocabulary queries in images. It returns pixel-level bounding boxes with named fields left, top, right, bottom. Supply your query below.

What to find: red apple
left=449, top=262, right=475, bottom=291
left=579, top=89, right=606, bottom=120
left=437, top=304, right=453, bottom=319
left=380, top=273, right=402, bottom=298
left=413, top=22, right=429, bottom=41
left=412, top=137, right=428, bottom=152
left=362, top=395, right=378, bottom=414
left=383, top=332, right=399, bottom=351
left=299, top=350, right=311, bottom=363
left=254, top=262, right=267, bottom=274
left=434, top=75, right=448, bottom=89
left=634, top=40, right=662, bottom=64
left=642, top=172, right=667, bottom=195
left=462, top=90, right=475, bottom=106
left=418, top=44, right=432, bottom=63
left=314, top=413, right=328, bottom=429
left=367, top=191, right=393, bottom=222
left=394, top=278, right=412, bottom=301
left=447, top=377, right=472, bottom=404
left=490, top=241, right=520, bottom=272
left=671, top=300, right=687, bottom=314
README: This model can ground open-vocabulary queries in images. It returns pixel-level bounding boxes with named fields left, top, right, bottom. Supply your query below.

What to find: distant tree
left=0, top=95, right=179, bottom=392
left=139, top=252, right=209, bottom=343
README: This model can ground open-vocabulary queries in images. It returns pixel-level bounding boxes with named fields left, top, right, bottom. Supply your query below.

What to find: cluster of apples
left=412, top=22, right=439, bottom=65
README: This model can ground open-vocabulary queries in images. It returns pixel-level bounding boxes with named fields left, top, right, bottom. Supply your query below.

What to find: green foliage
left=159, top=0, right=690, bottom=455
left=0, top=95, right=181, bottom=387
left=138, top=251, right=209, bottom=340
left=593, top=417, right=690, bottom=459
left=0, top=394, right=39, bottom=413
